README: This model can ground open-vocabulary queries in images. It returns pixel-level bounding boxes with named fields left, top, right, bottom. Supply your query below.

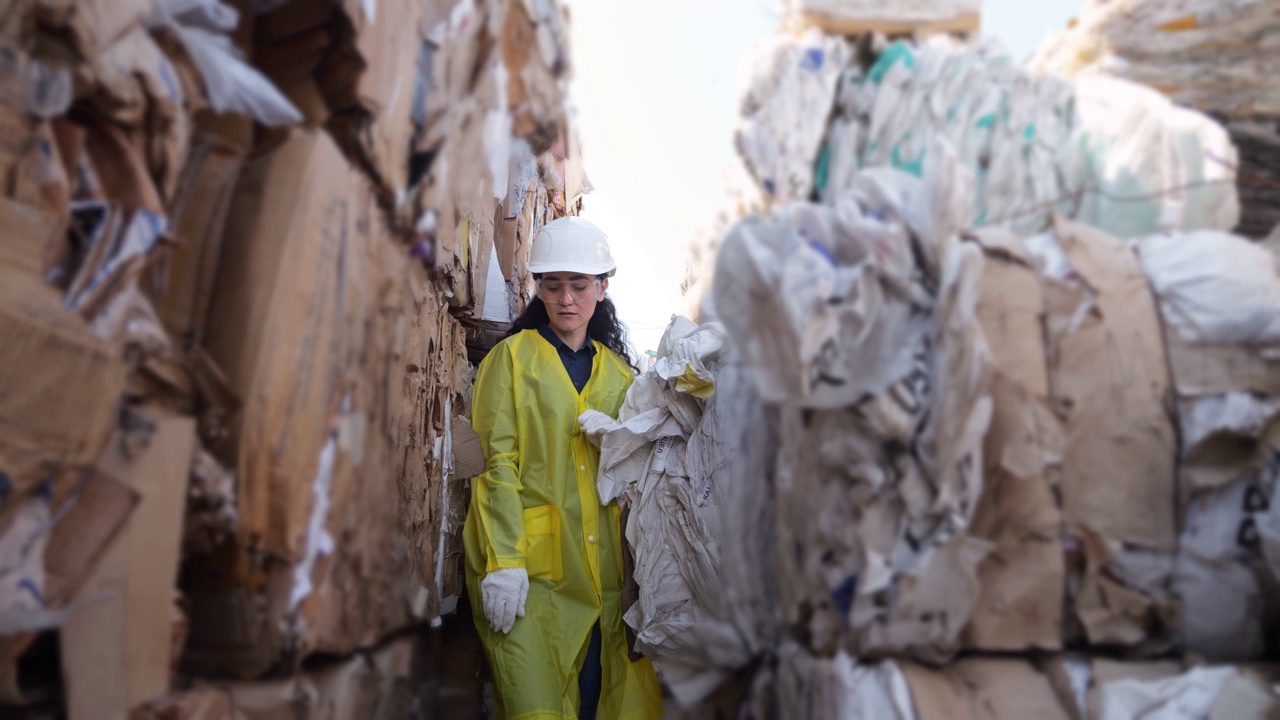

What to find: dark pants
left=578, top=623, right=603, bottom=720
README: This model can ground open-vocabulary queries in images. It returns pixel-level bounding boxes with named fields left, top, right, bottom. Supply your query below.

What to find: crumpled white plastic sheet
left=1064, top=76, right=1240, bottom=239
left=715, top=141, right=972, bottom=410
left=147, top=0, right=302, bottom=126
left=736, top=30, right=851, bottom=204
left=1174, top=469, right=1280, bottom=662
left=590, top=319, right=756, bottom=707
left=843, top=37, right=1077, bottom=238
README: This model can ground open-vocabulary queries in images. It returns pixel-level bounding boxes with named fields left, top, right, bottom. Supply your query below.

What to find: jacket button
left=587, top=535, right=596, bottom=543
left=579, top=465, right=585, bottom=471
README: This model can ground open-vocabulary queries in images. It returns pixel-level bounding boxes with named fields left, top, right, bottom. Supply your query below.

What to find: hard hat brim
left=527, top=260, right=616, bottom=277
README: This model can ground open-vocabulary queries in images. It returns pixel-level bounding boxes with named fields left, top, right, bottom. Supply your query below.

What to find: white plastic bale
left=1063, top=76, right=1240, bottom=238
left=825, top=38, right=1238, bottom=238
left=735, top=31, right=851, bottom=204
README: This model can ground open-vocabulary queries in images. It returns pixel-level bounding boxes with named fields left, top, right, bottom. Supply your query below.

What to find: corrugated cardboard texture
left=399, top=263, right=470, bottom=604
left=1043, top=216, right=1177, bottom=552
left=33, top=0, right=150, bottom=61
left=0, top=210, right=126, bottom=496
left=148, top=135, right=244, bottom=349
left=298, top=218, right=421, bottom=655
left=143, top=634, right=426, bottom=720
left=964, top=230, right=1066, bottom=652
left=901, top=658, right=1069, bottom=720
left=60, top=411, right=196, bottom=719
left=204, top=128, right=358, bottom=563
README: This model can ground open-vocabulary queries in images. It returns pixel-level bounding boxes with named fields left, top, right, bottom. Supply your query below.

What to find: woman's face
left=538, top=272, right=608, bottom=340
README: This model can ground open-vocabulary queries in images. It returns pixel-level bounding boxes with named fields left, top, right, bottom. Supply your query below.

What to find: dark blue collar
left=536, top=325, right=596, bottom=356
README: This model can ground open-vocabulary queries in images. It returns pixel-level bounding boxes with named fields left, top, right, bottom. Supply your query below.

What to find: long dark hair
left=508, top=288, right=640, bottom=373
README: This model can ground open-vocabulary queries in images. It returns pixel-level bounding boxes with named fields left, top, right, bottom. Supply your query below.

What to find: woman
left=463, top=217, right=663, bottom=720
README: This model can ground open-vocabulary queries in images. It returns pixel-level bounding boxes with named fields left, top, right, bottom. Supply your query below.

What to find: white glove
left=578, top=410, right=617, bottom=448
left=481, top=568, right=528, bottom=634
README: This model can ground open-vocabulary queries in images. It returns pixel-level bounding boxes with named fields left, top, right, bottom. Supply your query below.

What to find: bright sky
left=563, top=0, right=1086, bottom=355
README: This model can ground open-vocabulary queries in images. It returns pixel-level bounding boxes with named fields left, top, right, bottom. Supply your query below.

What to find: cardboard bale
left=147, top=634, right=428, bottom=719
left=33, top=0, right=151, bottom=61
left=191, top=129, right=420, bottom=675
left=203, top=127, right=360, bottom=562
left=294, top=218, right=422, bottom=656
left=398, top=263, right=471, bottom=607
left=341, top=0, right=432, bottom=198
left=0, top=198, right=126, bottom=498
left=84, top=24, right=192, bottom=205
left=900, top=658, right=1070, bottom=720
left=963, top=229, right=1066, bottom=652
left=130, top=687, right=240, bottom=720
left=146, top=134, right=245, bottom=349
left=785, top=0, right=981, bottom=36
left=1034, top=216, right=1178, bottom=650
left=60, top=410, right=197, bottom=720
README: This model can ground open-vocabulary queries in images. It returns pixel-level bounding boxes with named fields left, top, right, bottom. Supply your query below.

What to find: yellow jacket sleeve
left=470, top=342, right=527, bottom=574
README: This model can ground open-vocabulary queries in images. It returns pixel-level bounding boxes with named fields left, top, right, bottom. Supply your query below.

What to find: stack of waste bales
left=0, top=0, right=587, bottom=716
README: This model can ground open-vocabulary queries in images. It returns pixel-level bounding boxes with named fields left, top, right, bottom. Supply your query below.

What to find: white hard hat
left=528, top=217, right=617, bottom=277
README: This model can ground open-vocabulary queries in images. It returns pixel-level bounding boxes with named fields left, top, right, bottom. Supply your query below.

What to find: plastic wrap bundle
left=736, top=30, right=851, bottom=205
left=590, top=319, right=761, bottom=706
left=739, top=35, right=1241, bottom=239
left=1032, top=0, right=1280, bottom=118
left=714, top=141, right=997, bottom=663
left=830, top=38, right=1238, bottom=238
left=826, top=37, right=1076, bottom=238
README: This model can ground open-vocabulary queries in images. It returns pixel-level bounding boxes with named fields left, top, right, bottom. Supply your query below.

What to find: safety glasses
left=538, top=278, right=601, bottom=303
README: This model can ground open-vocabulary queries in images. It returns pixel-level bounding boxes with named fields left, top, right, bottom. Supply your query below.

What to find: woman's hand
left=481, top=568, right=529, bottom=634
left=578, top=409, right=617, bottom=448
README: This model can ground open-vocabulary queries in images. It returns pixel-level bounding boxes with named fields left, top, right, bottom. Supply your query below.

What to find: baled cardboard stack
left=0, top=0, right=586, bottom=715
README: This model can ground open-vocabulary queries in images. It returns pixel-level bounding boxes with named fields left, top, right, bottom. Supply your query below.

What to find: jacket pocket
left=522, top=504, right=563, bottom=582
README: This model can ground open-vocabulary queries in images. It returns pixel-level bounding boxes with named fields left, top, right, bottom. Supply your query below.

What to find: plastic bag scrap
left=715, top=141, right=995, bottom=664
left=735, top=30, right=851, bottom=204
left=146, top=0, right=302, bottom=126
left=774, top=36, right=1239, bottom=239
left=589, top=318, right=755, bottom=707
left=1032, top=0, right=1280, bottom=118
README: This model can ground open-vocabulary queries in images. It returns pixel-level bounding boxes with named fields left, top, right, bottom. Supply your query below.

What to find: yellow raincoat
left=464, top=329, right=663, bottom=720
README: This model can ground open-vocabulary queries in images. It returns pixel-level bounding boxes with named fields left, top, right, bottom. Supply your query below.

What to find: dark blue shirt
left=537, top=326, right=596, bottom=394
